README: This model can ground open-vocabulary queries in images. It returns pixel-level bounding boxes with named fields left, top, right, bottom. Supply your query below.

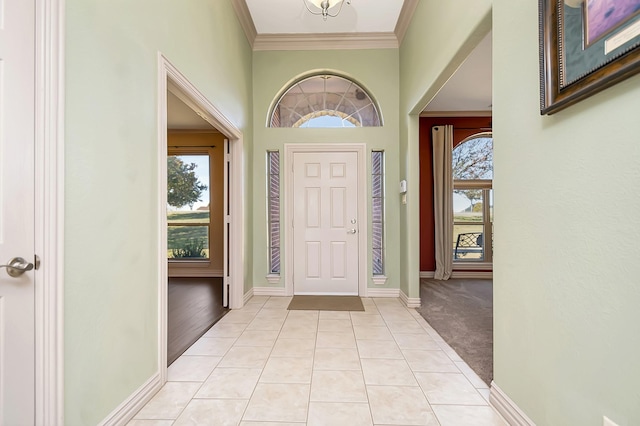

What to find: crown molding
left=231, top=0, right=257, bottom=49
left=420, top=110, right=493, bottom=117
left=253, top=32, right=398, bottom=51
left=395, top=0, right=419, bottom=45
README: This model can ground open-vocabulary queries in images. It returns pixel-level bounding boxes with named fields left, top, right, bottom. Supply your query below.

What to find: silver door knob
left=347, top=229, right=357, bottom=234
left=1, top=257, right=34, bottom=277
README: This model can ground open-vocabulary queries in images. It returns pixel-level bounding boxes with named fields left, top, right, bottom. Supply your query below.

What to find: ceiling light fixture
left=303, top=0, right=351, bottom=20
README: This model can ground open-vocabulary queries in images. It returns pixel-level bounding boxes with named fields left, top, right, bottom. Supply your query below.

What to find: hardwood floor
left=168, top=277, right=227, bottom=365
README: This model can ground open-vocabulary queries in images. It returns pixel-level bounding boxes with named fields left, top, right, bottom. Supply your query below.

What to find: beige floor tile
left=245, top=295, right=269, bottom=305
left=195, top=368, right=261, bottom=399
left=271, top=338, right=316, bottom=358
left=307, top=402, right=373, bottom=426
left=310, top=370, right=368, bottom=403
left=432, top=405, right=507, bottom=426
left=385, top=320, right=426, bottom=334
left=372, top=298, right=403, bottom=307
left=204, top=322, right=247, bottom=338
left=316, top=331, right=356, bottom=349
left=402, top=349, right=460, bottom=373
left=393, top=333, right=440, bottom=350
left=362, top=305, right=380, bottom=314
left=415, top=372, right=487, bottom=405
left=243, top=383, right=310, bottom=423
left=319, top=310, right=351, bottom=320
left=234, top=330, right=279, bottom=347
left=236, top=303, right=262, bottom=314
left=378, top=309, right=419, bottom=322
left=218, top=346, right=271, bottom=369
left=167, top=356, right=221, bottom=382
left=127, top=420, right=174, bottom=426
left=367, top=385, right=438, bottom=425
left=353, top=325, right=393, bottom=340
left=240, top=422, right=302, bottom=426
left=350, top=313, right=385, bottom=326
left=318, top=319, right=353, bottom=332
left=183, top=337, right=236, bottom=357
left=313, top=347, right=361, bottom=370
left=286, top=310, right=319, bottom=322
left=245, top=317, right=285, bottom=331
left=133, top=382, right=201, bottom=420
left=260, top=357, right=313, bottom=384
left=280, top=319, right=318, bottom=339
left=361, top=359, right=418, bottom=386
left=478, top=387, right=491, bottom=403
left=455, top=360, right=489, bottom=388
left=262, top=297, right=293, bottom=310
left=173, top=398, right=247, bottom=426
left=219, top=310, right=258, bottom=324
left=253, top=309, right=289, bottom=321
left=356, top=339, right=404, bottom=359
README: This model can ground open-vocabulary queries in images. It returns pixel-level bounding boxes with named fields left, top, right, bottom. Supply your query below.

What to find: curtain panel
left=432, top=125, right=453, bottom=280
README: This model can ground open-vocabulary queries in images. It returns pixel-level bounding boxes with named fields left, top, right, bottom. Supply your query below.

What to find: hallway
left=129, top=296, right=505, bottom=425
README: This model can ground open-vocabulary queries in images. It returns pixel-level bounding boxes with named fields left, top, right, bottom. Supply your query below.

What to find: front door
left=292, top=152, right=359, bottom=295
left=0, top=0, right=37, bottom=423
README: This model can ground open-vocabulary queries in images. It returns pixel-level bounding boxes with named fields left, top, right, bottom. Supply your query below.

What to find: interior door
left=293, top=152, right=359, bottom=295
left=0, top=0, right=37, bottom=423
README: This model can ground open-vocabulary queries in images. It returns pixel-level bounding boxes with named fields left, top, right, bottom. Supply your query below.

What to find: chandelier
left=303, top=0, right=352, bottom=20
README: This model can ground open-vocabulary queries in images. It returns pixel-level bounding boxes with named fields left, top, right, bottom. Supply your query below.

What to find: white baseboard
left=419, top=271, right=435, bottom=278
left=252, top=286, right=288, bottom=297
left=490, top=382, right=536, bottom=426
left=400, top=290, right=421, bottom=308
left=98, top=373, right=163, bottom=426
left=243, top=288, right=254, bottom=305
left=451, top=271, right=493, bottom=279
left=367, top=288, right=400, bottom=298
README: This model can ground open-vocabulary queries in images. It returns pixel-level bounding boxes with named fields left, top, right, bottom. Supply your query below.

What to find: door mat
left=287, top=295, right=364, bottom=311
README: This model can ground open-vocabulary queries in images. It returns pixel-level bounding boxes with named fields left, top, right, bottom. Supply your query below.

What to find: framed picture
left=539, top=0, right=640, bottom=115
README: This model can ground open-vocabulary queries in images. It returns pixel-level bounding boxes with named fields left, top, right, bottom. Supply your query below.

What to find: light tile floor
left=130, top=297, right=506, bottom=426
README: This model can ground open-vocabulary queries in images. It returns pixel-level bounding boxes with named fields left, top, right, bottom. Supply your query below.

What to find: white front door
left=293, top=152, right=359, bottom=295
left=0, top=0, right=37, bottom=423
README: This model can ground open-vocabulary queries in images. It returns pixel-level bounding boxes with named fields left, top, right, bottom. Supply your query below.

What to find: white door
left=293, top=152, right=359, bottom=295
left=0, top=0, right=37, bottom=423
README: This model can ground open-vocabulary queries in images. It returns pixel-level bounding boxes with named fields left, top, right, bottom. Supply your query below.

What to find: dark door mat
left=287, top=295, right=364, bottom=311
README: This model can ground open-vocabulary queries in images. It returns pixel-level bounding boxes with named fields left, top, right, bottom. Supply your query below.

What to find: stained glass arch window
left=269, top=73, right=382, bottom=128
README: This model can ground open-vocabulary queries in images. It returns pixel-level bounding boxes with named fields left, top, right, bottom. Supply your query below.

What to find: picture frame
left=539, top=0, right=640, bottom=115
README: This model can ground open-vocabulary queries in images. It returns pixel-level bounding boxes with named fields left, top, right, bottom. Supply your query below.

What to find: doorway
left=158, top=54, right=244, bottom=375
left=284, top=144, right=368, bottom=297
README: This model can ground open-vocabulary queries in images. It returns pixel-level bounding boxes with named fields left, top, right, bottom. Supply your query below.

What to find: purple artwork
left=585, top=0, right=640, bottom=45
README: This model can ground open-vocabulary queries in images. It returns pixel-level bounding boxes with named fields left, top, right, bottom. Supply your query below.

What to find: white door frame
left=34, top=0, right=65, bottom=423
left=284, top=143, right=368, bottom=298
left=157, top=53, right=245, bottom=381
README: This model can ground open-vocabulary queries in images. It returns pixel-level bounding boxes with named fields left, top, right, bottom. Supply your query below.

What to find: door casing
left=284, top=143, right=368, bottom=297
left=157, top=53, right=245, bottom=383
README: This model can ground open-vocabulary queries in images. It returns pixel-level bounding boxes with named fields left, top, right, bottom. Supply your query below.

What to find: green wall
left=399, top=0, right=492, bottom=298
left=64, top=1, right=252, bottom=424
left=251, top=49, right=400, bottom=292
left=494, top=1, right=640, bottom=424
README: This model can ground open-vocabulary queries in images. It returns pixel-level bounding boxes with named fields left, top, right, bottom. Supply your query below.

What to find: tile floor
left=129, top=296, right=507, bottom=426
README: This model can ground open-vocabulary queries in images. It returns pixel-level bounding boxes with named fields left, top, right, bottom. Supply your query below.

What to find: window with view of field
left=167, top=153, right=211, bottom=260
left=452, top=133, right=493, bottom=263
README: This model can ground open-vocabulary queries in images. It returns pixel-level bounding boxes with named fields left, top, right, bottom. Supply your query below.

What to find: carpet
left=287, top=295, right=364, bottom=311
left=416, top=278, right=493, bottom=386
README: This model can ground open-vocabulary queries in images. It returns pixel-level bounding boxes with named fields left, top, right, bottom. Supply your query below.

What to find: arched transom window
left=269, top=73, right=382, bottom=128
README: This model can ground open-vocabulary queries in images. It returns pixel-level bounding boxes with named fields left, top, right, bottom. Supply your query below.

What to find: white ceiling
left=167, top=1, right=492, bottom=128
left=246, top=0, right=405, bottom=34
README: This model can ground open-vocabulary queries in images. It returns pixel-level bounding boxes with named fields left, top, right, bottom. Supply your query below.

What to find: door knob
left=347, top=228, right=357, bottom=234
left=0, top=257, right=34, bottom=277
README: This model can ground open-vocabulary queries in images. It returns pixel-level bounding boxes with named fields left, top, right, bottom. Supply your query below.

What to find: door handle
left=347, top=228, right=357, bottom=234
left=0, top=257, right=34, bottom=277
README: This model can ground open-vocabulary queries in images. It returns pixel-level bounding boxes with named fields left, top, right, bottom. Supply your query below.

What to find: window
left=452, top=133, right=493, bottom=263
left=269, top=73, right=382, bottom=128
left=372, top=151, right=385, bottom=275
left=167, top=152, right=211, bottom=260
left=267, top=151, right=281, bottom=274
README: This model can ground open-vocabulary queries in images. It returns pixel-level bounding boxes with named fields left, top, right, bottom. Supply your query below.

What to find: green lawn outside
left=167, top=210, right=210, bottom=258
